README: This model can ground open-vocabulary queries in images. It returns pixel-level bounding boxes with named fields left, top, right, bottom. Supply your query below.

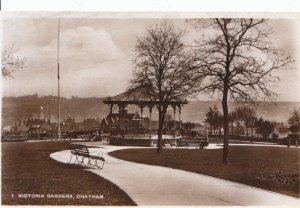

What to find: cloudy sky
left=2, top=14, right=300, bottom=101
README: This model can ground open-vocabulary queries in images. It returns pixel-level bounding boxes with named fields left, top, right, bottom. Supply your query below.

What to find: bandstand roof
left=103, top=88, right=188, bottom=106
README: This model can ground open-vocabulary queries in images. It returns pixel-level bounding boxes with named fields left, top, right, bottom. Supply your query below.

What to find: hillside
left=2, top=94, right=300, bottom=126
left=180, top=101, right=300, bottom=123
left=2, top=94, right=108, bottom=126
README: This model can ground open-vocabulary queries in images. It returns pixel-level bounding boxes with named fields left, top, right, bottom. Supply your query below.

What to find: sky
left=2, top=14, right=300, bottom=102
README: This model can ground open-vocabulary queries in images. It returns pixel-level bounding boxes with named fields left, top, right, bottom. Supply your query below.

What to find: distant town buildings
left=3, top=101, right=291, bottom=140
left=2, top=104, right=207, bottom=139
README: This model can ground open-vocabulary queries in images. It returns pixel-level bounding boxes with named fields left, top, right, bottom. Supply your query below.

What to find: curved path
left=50, top=145, right=300, bottom=206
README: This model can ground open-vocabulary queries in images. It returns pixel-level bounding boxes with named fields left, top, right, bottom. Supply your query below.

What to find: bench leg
left=79, top=156, right=85, bottom=165
left=69, top=154, right=75, bottom=163
left=94, top=159, right=102, bottom=169
left=91, top=158, right=100, bottom=169
left=74, top=155, right=80, bottom=164
left=87, top=158, right=92, bottom=167
left=100, top=160, right=105, bottom=169
left=74, top=155, right=78, bottom=164
left=70, top=155, right=104, bottom=169
left=96, top=159, right=105, bottom=169
left=88, top=158, right=104, bottom=169
left=91, top=159, right=98, bottom=168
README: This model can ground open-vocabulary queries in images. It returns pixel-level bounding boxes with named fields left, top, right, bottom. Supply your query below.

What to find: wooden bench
left=177, top=138, right=209, bottom=149
left=69, top=144, right=105, bottom=169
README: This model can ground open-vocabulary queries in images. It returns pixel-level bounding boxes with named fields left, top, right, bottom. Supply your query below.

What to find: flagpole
left=57, top=18, right=61, bottom=140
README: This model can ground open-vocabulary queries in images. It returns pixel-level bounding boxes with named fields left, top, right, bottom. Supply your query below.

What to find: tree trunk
left=157, top=104, right=166, bottom=153
left=237, top=119, right=240, bottom=138
left=251, top=127, right=253, bottom=143
left=213, top=127, right=216, bottom=137
left=157, top=108, right=163, bottom=153
left=222, top=88, right=229, bottom=164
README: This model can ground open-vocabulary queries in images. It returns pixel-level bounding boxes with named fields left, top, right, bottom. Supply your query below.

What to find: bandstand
left=102, top=88, right=188, bottom=146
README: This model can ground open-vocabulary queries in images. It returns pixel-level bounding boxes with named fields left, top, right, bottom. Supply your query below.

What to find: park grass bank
left=1, top=141, right=136, bottom=205
left=110, top=146, right=300, bottom=198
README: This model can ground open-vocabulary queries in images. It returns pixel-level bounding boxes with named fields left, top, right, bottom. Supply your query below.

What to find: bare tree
left=228, top=111, right=236, bottom=136
left=2, top=45, right=25, bottom=79
left=243, top=107, right=256, bottom=139
left=130, top=22, right=199, bottom=153
left=233, top=106, right=256, bottom=139
left=205, top=106, right=215, bottom=136
left=205, top=105, right=222, bottom=137
left=248, top=115, right=258, bottom=141
left=287, top=109, right=300, bottom=134
left=192, top=19, right=293, bottom=163
left=255, top=117, right=276, bottom=139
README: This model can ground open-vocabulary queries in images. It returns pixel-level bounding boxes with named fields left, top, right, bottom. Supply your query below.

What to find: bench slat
left=69, top=144, right=105, bottom=169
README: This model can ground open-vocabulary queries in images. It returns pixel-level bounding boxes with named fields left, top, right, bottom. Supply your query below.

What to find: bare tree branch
left=191, top=18, right=294, bottom=163
left=130, top=21, right=200, bottom=153
left=2, top=44, right=25, bottom=79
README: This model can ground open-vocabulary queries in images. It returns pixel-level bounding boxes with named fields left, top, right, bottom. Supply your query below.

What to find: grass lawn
left=110, top=146, right=300, bottom=198
left=1, top=141, right=136, bottom=205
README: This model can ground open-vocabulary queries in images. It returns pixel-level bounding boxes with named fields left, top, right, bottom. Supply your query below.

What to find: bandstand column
left=178, top=105, right=182, bottom=131
left=138, top=104, right=145, bottom=129
left=109, top=104, right=114, bottom=115
left=173, top=105, right=176, bottom=130
left=148, top=105, right=153, bottom=139
left=117, top=103, right=127, bottom=137
left=117, top=104, right=121, bottom=135
left=149, top=106, right=153, bottom=129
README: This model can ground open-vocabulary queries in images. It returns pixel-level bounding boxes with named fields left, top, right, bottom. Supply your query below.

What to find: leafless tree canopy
left=130, top=22, right=199, bottom=153
left=191, top=18, right=293, bottom=163
left=131, top=22, right=199, bottom=103
left=2, top=45, right=25, bottom=79
left=193, top=18, right=293, bottom=102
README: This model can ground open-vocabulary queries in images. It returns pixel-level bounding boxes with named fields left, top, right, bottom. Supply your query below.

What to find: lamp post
left=57, top=18, right=61, bottom=140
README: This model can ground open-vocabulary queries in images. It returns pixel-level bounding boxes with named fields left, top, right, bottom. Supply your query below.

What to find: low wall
left=109, top=136, right=177, bottom=147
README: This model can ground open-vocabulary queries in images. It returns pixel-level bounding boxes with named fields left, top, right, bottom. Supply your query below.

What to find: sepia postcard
left=1, top=10, right=300, bottom=206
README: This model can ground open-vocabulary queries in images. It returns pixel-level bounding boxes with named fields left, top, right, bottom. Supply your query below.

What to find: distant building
left=82, top=118, right=100, bottom=131
left=61, top=115, right=75, bottom=132
left=60, top=115, right=100, bottom=133
left=16, top=124, right=29, bottom=133
left=24, top=118, right=51, bottom=138
left=40, top=106, right=45, bottom=120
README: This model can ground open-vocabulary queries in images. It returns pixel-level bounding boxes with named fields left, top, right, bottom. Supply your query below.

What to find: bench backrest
left=70, top=144, right=90, bottom=157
